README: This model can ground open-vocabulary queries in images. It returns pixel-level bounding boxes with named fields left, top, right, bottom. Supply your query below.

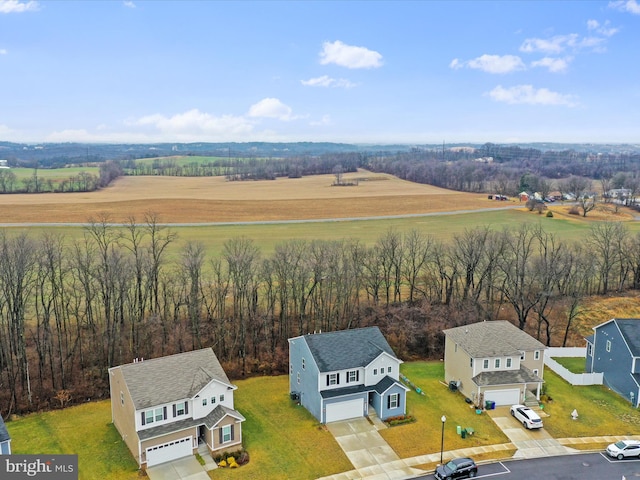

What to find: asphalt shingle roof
left=117, top=348, right=232, bottom=410
left=320, top=376, right=406, bottom=399
left=472, top=366, right=543, bottom=387
left=137, top=405, right=245, bottom=441
left=443, top=320, right=546, bottom=358
left=303, top=327, right=397, bottom=372
left=613, top=319, right=640, bottom=357
left=0, top=417, right=9, bottom=443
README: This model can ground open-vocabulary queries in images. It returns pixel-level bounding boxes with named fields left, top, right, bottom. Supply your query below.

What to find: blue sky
left=0, top=0, right=639, bottom=144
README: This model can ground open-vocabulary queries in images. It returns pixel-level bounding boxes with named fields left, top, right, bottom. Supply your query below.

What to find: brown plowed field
left=0, top=171, right=493, bottom=223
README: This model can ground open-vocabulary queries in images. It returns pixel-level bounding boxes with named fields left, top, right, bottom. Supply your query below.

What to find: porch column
left=536, top=382, right=541, bottom=400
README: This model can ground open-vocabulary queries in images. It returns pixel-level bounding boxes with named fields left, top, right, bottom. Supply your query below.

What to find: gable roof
left=0, top=416, right=9, bottom=443
left=596, top=318, right=640, bottom=357
left=443, top=320, right=545, bottom=358
left=113, top=348, right=232, bottom=410
left=301, top=327, right=398, bottom=372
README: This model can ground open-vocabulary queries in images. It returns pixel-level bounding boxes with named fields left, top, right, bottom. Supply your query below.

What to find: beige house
left=108, top=348, right=245, bottom=469
left=443, top=321, right=545, bottom=407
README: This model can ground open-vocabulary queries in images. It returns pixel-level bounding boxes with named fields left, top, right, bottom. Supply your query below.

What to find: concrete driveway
left=146, top=456, right=210, bottom=480
left=326, top=417, right=423, bottom=479
left=487, top=406, right=574, bottom=458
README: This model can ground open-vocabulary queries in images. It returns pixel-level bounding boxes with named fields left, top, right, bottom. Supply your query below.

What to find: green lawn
left=381, top=362, right=510, bottom=458
left=6, top=401, right=139, bottom=480
left=552, top=357, right=587, bottom=374
left=541, top=368, right=640, bottom=438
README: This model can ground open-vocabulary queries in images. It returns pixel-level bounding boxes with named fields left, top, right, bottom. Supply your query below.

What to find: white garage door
left=325, top=398, right=364, bottom=423
left=484, top=389, right=520, bottom=406
left=146, top=436, right=193, bottom=467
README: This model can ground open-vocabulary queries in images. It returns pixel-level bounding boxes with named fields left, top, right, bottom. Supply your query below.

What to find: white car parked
left=510, top=404, right=543, bottom=429
left=606, top=440, right=640, bottom=459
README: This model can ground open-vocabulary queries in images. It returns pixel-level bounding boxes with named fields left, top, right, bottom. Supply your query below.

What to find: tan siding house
left=443, top=321, right=545, bottom=407
left=108, top=348, right=245, bottom=469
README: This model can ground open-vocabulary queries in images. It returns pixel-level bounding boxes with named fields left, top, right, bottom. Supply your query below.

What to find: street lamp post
left=440, top=415, right=446, bottom=465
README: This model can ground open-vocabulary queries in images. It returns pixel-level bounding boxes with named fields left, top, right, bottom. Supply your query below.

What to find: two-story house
left=289, top=327, right=409, bottom=424
left=586, top=318, right=640, bottom=407
left=443, top=321, right=546, bottom=407
left=0, top=416, right=10, bottom=455
left=108, top=348, right=245, bottom=469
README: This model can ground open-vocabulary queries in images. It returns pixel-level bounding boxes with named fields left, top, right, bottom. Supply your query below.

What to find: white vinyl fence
left=544, top=347, right=603, bottom=386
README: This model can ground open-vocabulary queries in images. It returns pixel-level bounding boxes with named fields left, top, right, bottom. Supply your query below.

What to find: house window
left=533, top=369, right=539, bottom=376
left=587, top=344, right=593, bottom=356
left=470, top=358, right=473, bottom=368
left=606, top=340, right=612, bottom=352
left=520, top=352, right=525, bottom=360
left=211, top=396, right=216, bottom=404
left=302, top=358, right=306, bottom=370
left=175, top=402, right=187, bottom=416
left=222, top=425, right=232, bottom=443
left=495, top=358, right=500, bottom=368
left=347, top=370, right=358, bottom=383
left=388, top=393, right=399, bottom=409
left=297, top=373, right=300, bottom=384
left=373, top=368, right=378, bottom=375
left=202, top=398, right=207, bottom=407
left=387, top=366, right=392, bottom=373
left=143, top=407, right=165, bottom=425
left=483, top=359, right=489, bottom=369
left=290, top=363, right=293, bottom=374
left=506, top=358, right=512, bottom=368
left=120, top=391, right=124, bottom=406
left=220, top=394, right=225, bottom=402
left=328, top=373, right=338, bottom=385
left=534, top=350, right=540, bottom=360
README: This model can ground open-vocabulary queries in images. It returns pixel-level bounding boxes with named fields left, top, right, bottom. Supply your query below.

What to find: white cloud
left=0, top=0, right=39, bottom=13
left=319, top=40, right=383, bottom=69
left=452, top=54, right=525, bottom=74
left=587, top=19, right=600, bottom=30
left=0, top=48, right=7, bottom=55
left=520, top=34, right=579, bottom=54
left=530, top=56, right=571, bottom=73
left=301, top=75, right=357, bottom=88
left=123, top=1, right=136, bottom=8
left=609, top=0, right=640, bottom=14
left=487, top=84, right=578, bottom=107
left=130, top=108, right=254, bottom=135
left=310, top=115, right=331, bottom=127
left=587, top=19, right=619, bottom=36
left=247, top=98, right=296, bottom=120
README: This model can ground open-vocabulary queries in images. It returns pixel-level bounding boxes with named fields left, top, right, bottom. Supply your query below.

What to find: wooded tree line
left=1, top=218, right=640, bottom=415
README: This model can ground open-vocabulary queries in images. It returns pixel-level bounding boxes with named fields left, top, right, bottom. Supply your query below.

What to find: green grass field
left=5, top=208, right=628, bottom=259
left=7, top=167, right=100, bottom=181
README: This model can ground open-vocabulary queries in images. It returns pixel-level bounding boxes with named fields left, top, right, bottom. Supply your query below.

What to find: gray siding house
left=289, top=327, right=409, bottom=424
left=586, top=318, right=640, bottom=407
left=109, top=348, right=245, bottom=468
left=0, top=416, right=10, bottom=455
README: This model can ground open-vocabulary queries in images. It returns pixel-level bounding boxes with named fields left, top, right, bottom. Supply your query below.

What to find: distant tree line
left=2, top=216, right=640, bottom=414
left=0, top=161, right=123, bottom=194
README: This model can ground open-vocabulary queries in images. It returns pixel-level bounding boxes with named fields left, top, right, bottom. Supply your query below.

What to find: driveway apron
left=326, top=417, right=421, bottom=479
left=488, top=406, right=575, bottom=458
left=146, top=456, right=211, bottom=480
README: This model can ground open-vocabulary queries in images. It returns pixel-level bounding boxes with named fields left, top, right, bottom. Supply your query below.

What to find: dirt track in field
left=0, top=171, right=499, bottom=224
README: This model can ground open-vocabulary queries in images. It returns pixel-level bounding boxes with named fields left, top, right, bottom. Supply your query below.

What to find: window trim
left=388, top=393, right=399, bottom=409
left=483, top=359, right=489, bottom=369
left=328, top=373, right=338, bottom=385
left=534, top=350, right=540, bottom=360
left=506, top=357, right=512, bottom=368
left=606, top=340, right=612, bottom=352
left=494, top=358, right=500, bottom=368
left=222, top=425, right=232, bottom=443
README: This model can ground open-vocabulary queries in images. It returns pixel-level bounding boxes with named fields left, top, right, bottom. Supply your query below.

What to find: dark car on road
left=434, top=457, right=478, bottom=479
